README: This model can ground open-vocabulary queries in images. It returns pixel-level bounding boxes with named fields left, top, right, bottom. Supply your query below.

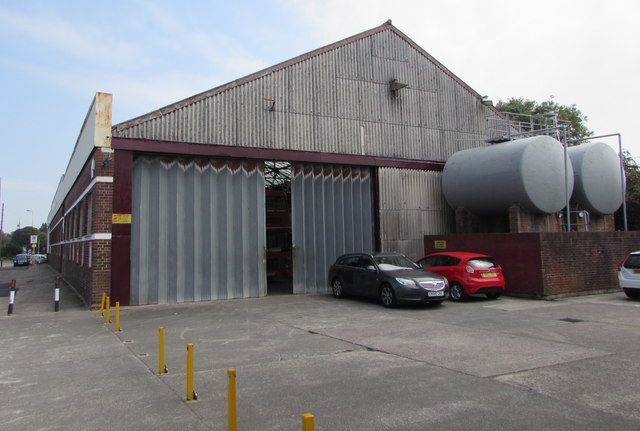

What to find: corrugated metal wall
left=114, top=29, right=492, bottom=161
left=378, top=168, right=453, bottom=259
left=131, top=156, right=266, bottom=305
left=291, top=164, right=374, bottom=294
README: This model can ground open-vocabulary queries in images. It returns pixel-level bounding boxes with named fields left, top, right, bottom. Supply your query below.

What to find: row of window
left=50, top=192, right=94, bottom=245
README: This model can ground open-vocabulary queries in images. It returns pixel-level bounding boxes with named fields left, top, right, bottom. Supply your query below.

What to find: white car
left=33, top=254, right=48, bottom=264
left=618, top=251, right=640, bottom=299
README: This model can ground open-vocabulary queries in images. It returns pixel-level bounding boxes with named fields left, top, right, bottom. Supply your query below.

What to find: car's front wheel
left=331, top=278, right=345, bottom=298
left=379, top=284, right=397, bottom=308
left=450, top=283, right=468, bottom=302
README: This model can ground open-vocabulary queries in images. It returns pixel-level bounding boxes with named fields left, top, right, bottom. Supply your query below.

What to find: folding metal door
left=131, top=156, right=266, bottom=305
left=291, top=164, right=374, bottom=293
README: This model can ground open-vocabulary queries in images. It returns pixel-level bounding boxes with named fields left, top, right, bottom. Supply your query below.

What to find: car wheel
left=623, top=288, right=640, bottom=299
left=379, top=284, right=397, bottom=308
left=486, top=292, right=501, bottom=300
left=331, top=278, right=345, bottom=298
left=449, top=283, right=468, bottom=302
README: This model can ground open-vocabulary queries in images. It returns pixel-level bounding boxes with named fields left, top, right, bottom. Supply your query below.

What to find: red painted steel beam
left=111, top=137, right=445, bottom=172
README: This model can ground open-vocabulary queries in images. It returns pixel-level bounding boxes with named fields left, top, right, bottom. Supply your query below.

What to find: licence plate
left=481, top=272, right=497, bottom=278
left=634, top=270, right=640, bottom=274
left=428, top=291, right=444, bottom=297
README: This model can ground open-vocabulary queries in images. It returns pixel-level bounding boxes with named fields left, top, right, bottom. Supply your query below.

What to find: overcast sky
left=0, top=0, right=638, bottom=234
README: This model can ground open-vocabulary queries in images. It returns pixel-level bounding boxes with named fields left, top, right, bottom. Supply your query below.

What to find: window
left=624, top=255, right=640, bottom=269
left=360, top=257, right=375, bottom=270
left=468, top=258, right=496, bottom=269
left=338, top=255, right=361, bottom=267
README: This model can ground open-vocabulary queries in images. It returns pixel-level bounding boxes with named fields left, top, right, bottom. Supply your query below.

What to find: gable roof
left=114, top=20, right=497, bottom=133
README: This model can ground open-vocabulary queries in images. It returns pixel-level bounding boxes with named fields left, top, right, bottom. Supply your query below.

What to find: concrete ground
left=1, top=264, right=640, bottom=430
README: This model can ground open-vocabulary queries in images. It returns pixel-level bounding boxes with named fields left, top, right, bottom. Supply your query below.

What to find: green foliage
left=1, top=242, right=22, bottom=257
left=496, top=97, right=592, bottom=141
left=616, top=151, right=640, bottom=230
left=0, top=226, right=44, bottom=256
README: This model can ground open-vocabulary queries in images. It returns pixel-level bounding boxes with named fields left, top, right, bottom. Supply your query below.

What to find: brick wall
left=48, top=148, right=114, bottom=309
left=424, top=231, right=640, bottom=299
left=539, top=231, right=640, bottom=297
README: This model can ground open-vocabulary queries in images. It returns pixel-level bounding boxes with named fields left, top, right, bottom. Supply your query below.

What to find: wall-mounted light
left=101, top=156, right=112, bottom=168
left=389, top=79, right=408, bottom=92
left=263, top=98, right=276, bottom=112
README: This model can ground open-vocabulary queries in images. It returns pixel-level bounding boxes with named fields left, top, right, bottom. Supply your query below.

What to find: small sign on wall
left=434, top=240, right=447, bottom=249
left=112, top=213, right=132, bottom=224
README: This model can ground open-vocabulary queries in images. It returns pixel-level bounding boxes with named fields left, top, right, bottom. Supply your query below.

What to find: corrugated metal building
left=48, top=21, right=499, bottom=307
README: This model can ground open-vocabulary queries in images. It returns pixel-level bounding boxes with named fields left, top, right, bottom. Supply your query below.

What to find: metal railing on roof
left=486, top=111, right=572, bottom=143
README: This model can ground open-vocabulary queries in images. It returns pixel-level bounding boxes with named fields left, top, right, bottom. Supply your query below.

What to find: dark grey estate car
left=328, top=252, right=449, bottom=307
left=13, top=253, right=31, bottom=267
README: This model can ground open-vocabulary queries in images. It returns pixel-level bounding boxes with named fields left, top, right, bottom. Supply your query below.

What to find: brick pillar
left=455, top=207, right=480, bottom=234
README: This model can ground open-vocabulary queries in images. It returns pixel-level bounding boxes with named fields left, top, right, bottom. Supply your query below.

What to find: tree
left=1, top=242, right=22, bottom=258
left=496, top=97, right=592, bottom=141
left=616, top=151, right=640, bottom=231
left=8, top=227, right=38, bottom=250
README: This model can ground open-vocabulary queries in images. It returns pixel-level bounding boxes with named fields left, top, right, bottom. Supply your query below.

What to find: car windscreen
left=374, top=255, right=419, bottom=270
left=624, top=255, right=640, bottom=269
left=468, top=258, right=496, bottom=269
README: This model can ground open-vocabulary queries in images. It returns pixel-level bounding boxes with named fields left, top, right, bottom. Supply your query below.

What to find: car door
left=355, top=256, right=380, bottom=298
left=338, top=255, right=363, bottom=294
left=439, top=255, right=462, bottom=282
left=419, top=255, right=455, bottom=282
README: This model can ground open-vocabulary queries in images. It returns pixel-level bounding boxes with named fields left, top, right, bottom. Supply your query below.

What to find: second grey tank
left=568, top=142, right=624, bottom=215
left=442, top=135, right=574, bottom=215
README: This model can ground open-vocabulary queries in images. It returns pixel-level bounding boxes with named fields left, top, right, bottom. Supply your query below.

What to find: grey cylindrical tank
left=442, top=135, right=574, bottom=215
left=568, top=142, right=623, bottom=215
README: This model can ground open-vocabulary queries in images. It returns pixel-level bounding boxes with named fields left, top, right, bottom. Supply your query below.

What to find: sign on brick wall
left=112, top=213, right=131, bottom=224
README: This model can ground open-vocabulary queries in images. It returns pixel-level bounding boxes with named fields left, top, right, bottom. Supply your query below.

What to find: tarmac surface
left=1, top=263, right=640, bottom=430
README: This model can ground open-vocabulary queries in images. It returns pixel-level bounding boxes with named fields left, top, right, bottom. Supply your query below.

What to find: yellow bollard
left=186, top=344, right=197, bottom=401
left=115, top=302, right=121, bottom=332
left=302, top=413, right=314, bottom=431
left=228, top=369, right=237, bottom=431
left=99, top=292, right=106, bottom=316
left=104, top=296, right=111, bottom=324
left=158, top=327, right=168, bottom=374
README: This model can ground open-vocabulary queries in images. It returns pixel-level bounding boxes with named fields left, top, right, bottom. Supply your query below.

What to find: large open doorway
left=265, top=161, right=293, bottom=295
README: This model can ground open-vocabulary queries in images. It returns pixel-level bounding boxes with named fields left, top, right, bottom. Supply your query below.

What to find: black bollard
left=54, top=277, right=60, bottom=312
left=8, top=287, right=15, bottom=315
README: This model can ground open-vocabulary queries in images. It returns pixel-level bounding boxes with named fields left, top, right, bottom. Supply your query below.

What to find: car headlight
left=396, top=278, right=416, bottom=287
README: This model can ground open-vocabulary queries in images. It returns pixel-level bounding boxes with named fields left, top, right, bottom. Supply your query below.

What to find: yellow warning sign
left=112, top=214, right=132, bottom=224
left=434, top=240, right=447, bottom=249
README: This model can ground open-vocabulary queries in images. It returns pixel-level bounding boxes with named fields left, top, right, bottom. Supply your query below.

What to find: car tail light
left=465, top=265, right=475, bottom=274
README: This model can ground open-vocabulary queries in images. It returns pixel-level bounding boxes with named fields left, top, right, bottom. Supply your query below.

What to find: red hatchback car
left=416, top=252, right=505, bottom=301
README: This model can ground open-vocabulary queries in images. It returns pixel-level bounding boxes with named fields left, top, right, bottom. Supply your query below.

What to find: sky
left=0, top=0, right=638, bottom=234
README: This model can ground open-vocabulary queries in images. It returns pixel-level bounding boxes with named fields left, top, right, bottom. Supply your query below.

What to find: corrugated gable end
left=112, top=23, right=394, bottom=135
left=112, top=21, right=498, bottom=139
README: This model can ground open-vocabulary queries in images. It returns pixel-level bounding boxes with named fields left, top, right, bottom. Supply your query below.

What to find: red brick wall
left=424, top=231, right=640, bottom=299
left=539, top=231, right=640, bottom=297
left=48, top=148, right=114, bottom=309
